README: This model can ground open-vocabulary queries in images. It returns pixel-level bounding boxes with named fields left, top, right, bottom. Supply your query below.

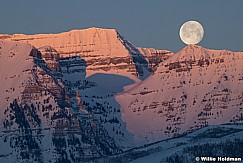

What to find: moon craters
left=179, top=21, right=204, bottom=45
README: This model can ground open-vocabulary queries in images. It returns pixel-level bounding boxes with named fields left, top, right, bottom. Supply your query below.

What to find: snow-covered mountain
left=0, top=29, right=174, bottom=162
left=0, top=40, right=121, bottom=162
left=1, top=28, right=243, bottom=162
left=117, top=44, right=243, bottom=143
left=2, top=28, right=154, bottom=81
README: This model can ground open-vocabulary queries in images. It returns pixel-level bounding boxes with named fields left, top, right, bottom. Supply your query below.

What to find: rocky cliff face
left=38, top=46, right=60, bottom=71
left=4, top=28, right=154, bottom=80
left=0, top=40, right=121, bottom=163
left=138, top=47, right=174, bottom=71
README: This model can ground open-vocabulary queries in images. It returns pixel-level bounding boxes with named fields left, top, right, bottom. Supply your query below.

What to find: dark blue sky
left=0, top=0, right=243, bottom=52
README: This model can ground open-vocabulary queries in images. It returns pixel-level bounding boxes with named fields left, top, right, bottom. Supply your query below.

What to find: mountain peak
left=174, top=44, right=209, bottom=61
left=2, top=27, right=125, bottom=57
left=175, top=44, right=240, bottom=62
left=179, top=44, right=204, bottom=53
left=68, top=27, right=118, bottom=34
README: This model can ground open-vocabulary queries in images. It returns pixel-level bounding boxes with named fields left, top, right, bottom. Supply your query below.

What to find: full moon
left=179, top=20, right=204, bottom=45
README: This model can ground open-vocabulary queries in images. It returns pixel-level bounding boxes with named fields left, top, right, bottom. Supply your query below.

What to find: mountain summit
left=7, top=28, right=129, bottom=57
